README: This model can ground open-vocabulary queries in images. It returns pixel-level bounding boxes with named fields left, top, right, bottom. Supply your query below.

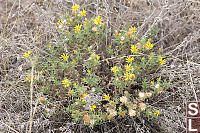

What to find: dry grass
left=0, top=0, right=200, bottom=132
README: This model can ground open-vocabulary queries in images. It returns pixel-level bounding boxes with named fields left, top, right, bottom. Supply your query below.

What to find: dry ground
left=0, top=0, right=200, bottom=132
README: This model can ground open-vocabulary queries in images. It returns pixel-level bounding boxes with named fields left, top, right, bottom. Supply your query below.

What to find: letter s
left=188, top=103, right=198, bottom=116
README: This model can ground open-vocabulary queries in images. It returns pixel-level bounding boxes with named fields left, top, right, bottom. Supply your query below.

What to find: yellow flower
left=123, top=72, right=135, bottom=80
left=109, top=45, right=112, bottom=48
left=72, top=4, right=80, bottom=11
left=80, top=93, right=87, bottom=100
left=142, top=56, right=145, bottom=61
left=96, top=55, right=100, bottom=60
left=88, top=47, right=91, bottom=51
left=103, top=94, right=110, bottom=101
left=158, top=76, right=161, bottom=81
left=74, top=24, right=82, bottom=33
left=90, top=105, right=96, bottom=111
left=60, top=53, right=69, bottom=61
left=123, top=72, right=130, bottom=80
left=74, top=50, right=77, bottom=54
left=113, top=32, right=122, bottom=37
left=93, top=16, right=103, bottom=25
left=124, top=64, right=133, bottom=71
left=131, top=26, right=137, bottom=33
left=82, top=99, right=87, bottom=103
left=49, top=44, right=51, bottom=48
left=79, top=9, right=87, bottom=16
left=148, top=38, right=151, bottom=42
left=26, top=74, right=34, bottom=82
left=159, top=58, right=165, bottom=65
left=87, top=69, right=91, bottom=73
left=130, top=45, right=138, bottom=53
left=91, top=53, right=95, bottom=58
left=23, top=51, right=31, bottom=58
left=39, top=71, right=43, bottom=75
left=146, top=42, right=153, bottom=49
left=126, top=56, right=134, bottom=63
left=154, top=110, right=160, bottom=117
left=62, top=78, right=71, bottom=87
left=111, top=66, right=119, bottom=73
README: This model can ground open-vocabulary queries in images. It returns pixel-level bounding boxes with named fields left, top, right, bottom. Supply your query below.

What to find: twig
left=0, top=121, right=19, bottom=133
left=26, top=58, right=36, bottom=133
left=186, top=53, right=197, bottom=101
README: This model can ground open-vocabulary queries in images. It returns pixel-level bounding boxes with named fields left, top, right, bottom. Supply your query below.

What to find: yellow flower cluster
left=125, top=26, right=137, bottom=37
left=111, top=66, right=119, bottom=73
left=159, top=58, right=165, bottom=65
left=124, top=64, right=134, bottom=71
left=93, top=16, right=103, bottom=25
left=91, top=53, right=95, bottom=58
left=26, top=74, right=34, bottom=82
left=130, top=45, right=138, bottom=53
left=23, top=51, right=31, bottom=58
left=79, top=9, right=87, bottom=16
left=154, top=110, right=160, bottom=117
left=72, top=3, right=87, bottom=17
left=56, top=19, right=68, bottom=30
left=103, top=94, right=110, bottom=101
left=90, top=105, right=96, bottom=111
left=90, top=53, right=100, bottom=63
left=62, top=78, right=71, bottom=87
left=123, top=72, right=135, bottom=80
left=60, top=53, right=69, bottom=61
left=80, top=93, right=87, bottom=102
left=126, top=56, right=134, bottom=63
left=130, top=26, right=137, bottom=33
left=113, top=32, right=121, bottom=37
left=72, top=4, right=80, bottom=11
left=145, top=39, right=154, bottom=50
left=74, top=24, right=82, bottom=33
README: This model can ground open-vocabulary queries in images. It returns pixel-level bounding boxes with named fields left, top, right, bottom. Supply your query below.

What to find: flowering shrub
left=23, top=4, right=170, bottom=128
